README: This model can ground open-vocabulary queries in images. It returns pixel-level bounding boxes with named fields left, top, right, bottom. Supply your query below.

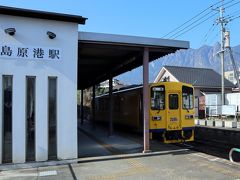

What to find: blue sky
left=1, top=0, right=240, bottom=49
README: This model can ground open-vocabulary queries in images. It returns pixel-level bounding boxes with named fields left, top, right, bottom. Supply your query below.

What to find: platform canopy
left=78, top=32, right=189, bottom=89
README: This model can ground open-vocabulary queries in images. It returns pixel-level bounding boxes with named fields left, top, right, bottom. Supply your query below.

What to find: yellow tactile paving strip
left=86, top=159, right=153, bottom=180
left=187, top=153, right=240, bottom=178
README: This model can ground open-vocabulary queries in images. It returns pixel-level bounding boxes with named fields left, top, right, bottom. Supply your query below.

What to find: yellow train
left=95, top=81, right=195, bottom=143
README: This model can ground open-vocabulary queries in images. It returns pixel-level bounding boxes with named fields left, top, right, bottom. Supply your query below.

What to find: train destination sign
left=0, top=44, right=61, bottom=61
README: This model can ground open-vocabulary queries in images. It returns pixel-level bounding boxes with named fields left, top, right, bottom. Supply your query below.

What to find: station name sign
left=0, top=45, right=61, bottom=61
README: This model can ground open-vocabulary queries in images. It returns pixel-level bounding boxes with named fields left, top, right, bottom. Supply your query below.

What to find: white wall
left=0, top=75, right=2, bottom=163
left=226, top=93, right=240, bottom=107
left=156, top=69, right=179, bottom=83
left=0, top=15, right=78, bottom=163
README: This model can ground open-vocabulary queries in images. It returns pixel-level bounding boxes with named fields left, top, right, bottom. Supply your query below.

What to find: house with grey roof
left=154, top=66, right=235, bottom=117
left=154, top=66, right=235, bottom=97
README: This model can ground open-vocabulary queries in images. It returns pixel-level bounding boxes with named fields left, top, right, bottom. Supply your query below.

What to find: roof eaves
left=194, top=85, right=234, bottom=89
left=163, top=66, right=180, bottom=81
left=0, top=5, right=87, bottom=24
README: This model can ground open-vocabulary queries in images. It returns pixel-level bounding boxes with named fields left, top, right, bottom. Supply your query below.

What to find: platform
left=0, top=120, right=240, bottom=179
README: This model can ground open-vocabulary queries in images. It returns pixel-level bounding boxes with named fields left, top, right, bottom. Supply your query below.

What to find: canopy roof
left=78, top=32, right=189, bottom=89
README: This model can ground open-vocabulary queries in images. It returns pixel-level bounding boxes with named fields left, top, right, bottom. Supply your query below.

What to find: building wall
left=0, top=15, right=78, bottom=163
left=157, top=69, right=179, bottom=82
left=225, top=68, right=240, bottom=85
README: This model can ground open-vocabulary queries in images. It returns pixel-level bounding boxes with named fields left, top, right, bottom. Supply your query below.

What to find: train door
left=167, top=93, right=181, bottom=131
left=149, top=85, right=165, bottom=132
left=181, top=86, right=195, bottom=128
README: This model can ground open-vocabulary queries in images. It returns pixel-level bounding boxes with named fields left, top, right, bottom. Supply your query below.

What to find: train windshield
left=182, top=86, right=194, bottom=110
left=169, top=94, right=179, bottom=109
left=151, top=85, right=165, bottom=110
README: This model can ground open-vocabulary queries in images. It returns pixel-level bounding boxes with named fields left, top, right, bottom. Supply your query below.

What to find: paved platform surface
left=78, top=121, right=143, bottom=156
left=0, top=150, right=240, bottom=180
left=0, top=121, right=239, bottom=179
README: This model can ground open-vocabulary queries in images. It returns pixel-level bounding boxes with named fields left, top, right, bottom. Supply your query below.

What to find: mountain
left=116, top=43, right=240, bottom=85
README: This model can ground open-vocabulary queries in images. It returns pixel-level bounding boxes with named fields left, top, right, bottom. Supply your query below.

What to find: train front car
left=149, top=82, right=195, bottom=143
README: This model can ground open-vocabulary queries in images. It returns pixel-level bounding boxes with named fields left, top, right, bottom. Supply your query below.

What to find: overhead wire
left=169, top=11, right=218, bottom=39
left=202, top=23, right=218, bottom=44
left=161, top=0, right=222, bottom=38
left=208, top=31, right=219, bottom=45
left=225, top=9, right=240, bottom=18
left=225, top=0, right=240, bottom=9
left=224, top=0, right=240, bottom=22
left=222, top=0, right=239, bottom=7
left=229, top=15, right=240, bottom=21
left=171, top=0, right=239, bottom=39
left=172, top=12, right=218, bottom=39
left=162, top=0, right=238, bottom=40
left=226, top=8, right=240, bottom=22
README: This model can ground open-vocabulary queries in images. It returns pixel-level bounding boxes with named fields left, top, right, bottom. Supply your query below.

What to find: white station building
left=0, top=6, right=189, bottom=164
left=0, top=6, right=86, bottom=164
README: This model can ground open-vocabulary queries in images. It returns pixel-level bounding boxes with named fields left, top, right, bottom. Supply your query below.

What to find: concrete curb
left=0, top=148, right=190, bottom=171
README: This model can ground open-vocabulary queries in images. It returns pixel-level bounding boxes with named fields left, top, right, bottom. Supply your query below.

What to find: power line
left=161, top=0, right=222, bottom=38
left=225, top=0, right=240, bottom=9
left=176, top=0, right=240, bottom=39
left=229, top=15, right=240, bottom=21
left=173, top=0, right=240, bottom=44
left=161, top=0, right=238, bottom=39
left=169, top=11, right=217, bottom=39
left=225, top=13, right=240, bottom=21
left=208, top=31, right=219, bottom=45
left=220, top=0, right=239, bottom=8
left=226, top=9, right=240, bottom=18
left=162, top=0, right=240, bottom=40
left=202, top=23, right=218, bottom=43
left=226, top=9, right=240, bottom=22
left=172, top=12, right=218, bottom=39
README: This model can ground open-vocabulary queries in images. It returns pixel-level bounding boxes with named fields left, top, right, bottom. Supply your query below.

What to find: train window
left=169, top=94, right=178, bottom=109
left=182, top=86, right=194, bottom=110
left=151, top=86, right=165, bottom=110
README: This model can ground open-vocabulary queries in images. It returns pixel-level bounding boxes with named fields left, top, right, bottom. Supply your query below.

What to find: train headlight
left=185, top=115, right=194, bottom=119
left=152, top=116, right=161, bottom=121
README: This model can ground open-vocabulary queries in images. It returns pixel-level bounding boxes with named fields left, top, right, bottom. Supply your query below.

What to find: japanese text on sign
left=0, top=45, right=61, bottom=60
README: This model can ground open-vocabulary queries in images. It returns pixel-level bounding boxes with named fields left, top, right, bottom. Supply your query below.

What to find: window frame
left=182, top=86, right=194, bottom=110
left=169, top=94, right=179, bottom=110
left=150, top=85, right=165, bottom=110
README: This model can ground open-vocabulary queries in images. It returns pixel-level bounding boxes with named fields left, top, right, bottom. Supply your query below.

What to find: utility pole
left=216, top=0, right=228, bottom=107
left=220, top=4, right=225, bottom=106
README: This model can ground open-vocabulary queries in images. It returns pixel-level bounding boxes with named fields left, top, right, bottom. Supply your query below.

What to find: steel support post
left=143, top=47, right=150, bottom=153
left=81, top=89, right=84, bottom=125
left=92, top=85, right=96, bottom=129
left=109, top=76, right=113, bottom=136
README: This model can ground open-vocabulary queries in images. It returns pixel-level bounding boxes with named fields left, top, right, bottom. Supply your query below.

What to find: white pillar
left=57, top=77, right=78, bottom=159
left=35, top=76, right=48, bottom=161
left=12, top=75, right=26, bottom=163
left=0, top=75, right=2, bottom=163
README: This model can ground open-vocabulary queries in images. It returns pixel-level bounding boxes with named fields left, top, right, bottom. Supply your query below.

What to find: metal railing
left=229, top=148, right=240, bottom=163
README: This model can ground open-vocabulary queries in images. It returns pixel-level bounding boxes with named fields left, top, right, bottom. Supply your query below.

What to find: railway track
left=178, top=138, right=240, bottom=161
left=80, top=121, right=240, bottom=162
